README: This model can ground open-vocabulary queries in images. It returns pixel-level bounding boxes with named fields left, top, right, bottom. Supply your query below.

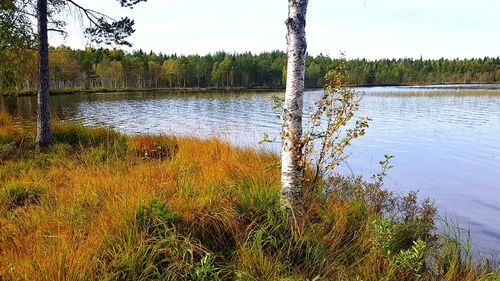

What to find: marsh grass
left=1, top=183, right=45, bottom=210
left=0, top=112, right=498, bottom=280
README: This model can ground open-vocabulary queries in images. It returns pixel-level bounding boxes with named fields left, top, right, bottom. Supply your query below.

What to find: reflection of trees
left=0, top=96, right=36, bottom=120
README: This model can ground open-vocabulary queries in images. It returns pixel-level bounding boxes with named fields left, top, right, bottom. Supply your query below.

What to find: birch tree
left=281, top=0, right=308, bottom=213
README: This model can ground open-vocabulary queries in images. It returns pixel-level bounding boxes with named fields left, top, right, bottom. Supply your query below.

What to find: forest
left=3, top=45, right=500, bottom=92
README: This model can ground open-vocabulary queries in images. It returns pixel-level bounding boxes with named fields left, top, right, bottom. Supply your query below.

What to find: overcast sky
left=50, top=0, right=500, bottom=59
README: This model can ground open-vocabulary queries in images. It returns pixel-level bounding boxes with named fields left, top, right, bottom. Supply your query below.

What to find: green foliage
left=94, top=224, right=203, bottom=280
left=372, top=154, right=395, bottom=185
left=371, top=218, right=429, bottom=272
left=48, top=142, right=73, bottom=155
left=1, top=183, right=44, bottom=209
left=94, top=200, right=221, bottom=280
left=136, top=199, right=179, bottom=237
left=51, top=123, right=129, bottom=163
left=5, top=46, right=500, bottom=92
left=236, top=183, right=280, bottom=221
left=392, top=239, right=427, bottom=273
left=425, top=220, right=500, bottom=280
left=0, top=1, right=34, bottom=50
left=303, top=57, right=370, bottom=186
left=0, top=137, right=16, bottom=159
left=190, top=254, right=220, bottom=281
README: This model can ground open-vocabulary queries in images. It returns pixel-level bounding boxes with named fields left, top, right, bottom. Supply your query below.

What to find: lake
left=1, top=85, right=499, bottom=255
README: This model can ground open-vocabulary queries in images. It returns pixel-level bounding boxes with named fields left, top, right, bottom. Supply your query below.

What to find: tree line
left=3, top=46, right=500, bottom=91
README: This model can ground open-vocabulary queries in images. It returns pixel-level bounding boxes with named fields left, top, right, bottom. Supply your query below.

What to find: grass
left=0, top=183, right=45, bottom=210
left=0, top=112, right=498, bottom=280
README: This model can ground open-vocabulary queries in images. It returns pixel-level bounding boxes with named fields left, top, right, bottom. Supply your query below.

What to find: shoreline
left=0, top=87, right=286, bottom=97
left=0, top=113, right=498, bottom=279
left=3, top=82, right=500, bottom=97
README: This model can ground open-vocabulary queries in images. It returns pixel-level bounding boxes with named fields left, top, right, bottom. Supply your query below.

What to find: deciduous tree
left=281, top=0, right=309, bottom=214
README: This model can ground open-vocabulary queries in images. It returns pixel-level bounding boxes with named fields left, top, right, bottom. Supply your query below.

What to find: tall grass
left=0, top=112, right=498, bottom=280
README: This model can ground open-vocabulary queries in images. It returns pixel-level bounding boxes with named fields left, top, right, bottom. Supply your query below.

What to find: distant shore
left=2, top=82, right=500, bottom=97
left=0, top=86, right=287, bottom=97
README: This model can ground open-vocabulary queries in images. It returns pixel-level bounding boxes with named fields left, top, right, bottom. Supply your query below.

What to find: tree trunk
left=281, top=0, right=308, bottom=214
left=36, top=0, right=52, bottom=149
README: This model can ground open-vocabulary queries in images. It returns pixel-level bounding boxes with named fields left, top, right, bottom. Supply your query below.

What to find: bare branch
left=48, top=28, right=65, bottom=33
left=65, top=0, right=114, bottom=28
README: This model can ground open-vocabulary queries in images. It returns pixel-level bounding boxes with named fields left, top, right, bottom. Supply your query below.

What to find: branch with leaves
left=301, top=55, right=371, bottom=187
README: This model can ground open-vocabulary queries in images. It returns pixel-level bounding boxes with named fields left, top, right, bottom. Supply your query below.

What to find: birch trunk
left=36, top=0, right=53, bottom=149
left=281, top=0, right=308, bottom=213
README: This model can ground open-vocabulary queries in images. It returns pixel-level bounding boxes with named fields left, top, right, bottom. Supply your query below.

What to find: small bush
left=136, top=199, right=179, bottom=237
left=328, top=175, right=437, bottom=224
left=190, top=254, right=220, bottom=281
left=1, top=183, right=44, bottom=209
left=128, top=135, right=179, bottom=160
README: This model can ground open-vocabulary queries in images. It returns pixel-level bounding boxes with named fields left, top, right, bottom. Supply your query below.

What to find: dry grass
left=0, top=112, right=498, bottom=280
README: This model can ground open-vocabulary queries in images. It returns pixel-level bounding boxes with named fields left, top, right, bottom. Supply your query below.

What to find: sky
left=50, top=0, right=500, bottom=59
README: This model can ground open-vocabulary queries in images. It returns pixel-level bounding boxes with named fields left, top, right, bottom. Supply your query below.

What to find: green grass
left=0, top=183, right=45, bottom=210
left=0, top=112, right=498, bottom=280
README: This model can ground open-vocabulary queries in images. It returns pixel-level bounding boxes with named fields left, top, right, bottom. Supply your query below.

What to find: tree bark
left=36, top=0, right=53, bottom=149
left=281, top=0, right=308, bottom=214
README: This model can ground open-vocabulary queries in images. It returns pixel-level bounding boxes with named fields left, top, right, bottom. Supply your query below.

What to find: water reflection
left=1, top=86, right=499, bottom=254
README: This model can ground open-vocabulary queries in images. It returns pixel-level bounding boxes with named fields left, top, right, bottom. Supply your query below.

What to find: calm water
left=1, top=86, right=499, bottom=254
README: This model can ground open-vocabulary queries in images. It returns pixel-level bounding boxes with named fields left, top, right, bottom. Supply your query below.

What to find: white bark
left=281, top=0, right=308, bottom=213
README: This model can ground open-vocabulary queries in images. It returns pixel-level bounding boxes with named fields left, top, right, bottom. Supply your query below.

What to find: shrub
left=136, top=199, right=179, bottom=237
left=328, top=175, right=437, bottom=224
left=190, top=254, right=220, bottom=281
left=1, top=183, right=44, bottom=209
left=128, top=135, right=179, bottom=160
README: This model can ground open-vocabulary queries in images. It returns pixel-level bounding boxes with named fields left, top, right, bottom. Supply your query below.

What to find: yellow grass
left=0, top=112, right=497, bottom=280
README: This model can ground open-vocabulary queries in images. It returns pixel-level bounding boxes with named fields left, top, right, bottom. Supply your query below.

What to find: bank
left=0, top=86, right=286, bottom=97
left=0, top=112, right=498, bottom=280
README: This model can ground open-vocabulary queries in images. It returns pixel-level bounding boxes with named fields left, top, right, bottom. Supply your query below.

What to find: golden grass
left=0, top=120, right=278, bottom=279
left=0, top=112, right=497, bottom=280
